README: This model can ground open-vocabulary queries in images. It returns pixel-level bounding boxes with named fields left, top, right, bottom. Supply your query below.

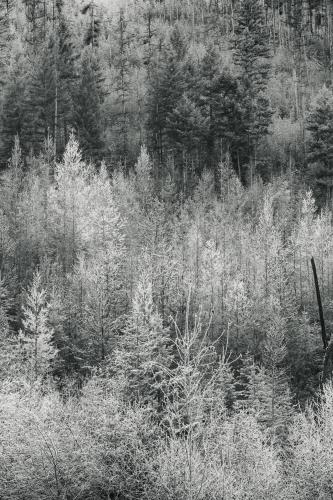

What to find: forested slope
left=1, top=1, right=333, bottom=499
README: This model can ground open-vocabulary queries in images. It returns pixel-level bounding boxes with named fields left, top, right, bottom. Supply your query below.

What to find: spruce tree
left=112, top=273, right=172, bottom=407
left=146, top=27, right=186, bottom=163
left=233, top=0, right=272, bottom=181
left=51, top=13, right=79, bottom=156
left=81, top=1, right=101, bottom=48
left=1, top=51, right=27, bottom=162
left=21, top=14, right=78, bottom=158
left=112, top=7, right=133, bottom=162
left=197, top=45, right=242, bottom=175
left=22, top=0, right=46, bottom=49
left=165, top=94, right=207, bottom=167
left=74, top=48, right=104, bottom=161
left=306, top=85, right=333, bottom=201
left=20, top=270, right=57, bottom=379
left=0, top=0, right=13, bottom=87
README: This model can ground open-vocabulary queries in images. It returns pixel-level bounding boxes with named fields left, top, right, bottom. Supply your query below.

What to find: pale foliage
left=20, top=271, right=56, bottom=379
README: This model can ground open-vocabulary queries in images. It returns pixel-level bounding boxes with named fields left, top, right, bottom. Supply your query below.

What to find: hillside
left=1, top=1, right=333, bottom=499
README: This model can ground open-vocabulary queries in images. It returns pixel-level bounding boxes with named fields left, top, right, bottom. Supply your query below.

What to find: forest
left=2, top=0, right=333, bottom=498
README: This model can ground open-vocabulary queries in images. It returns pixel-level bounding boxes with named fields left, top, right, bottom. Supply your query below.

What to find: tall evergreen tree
left=74, top=47, right=104, bottom=161
left=112, top=7, right=133, bottom=163
left=20, top=270, right=57, bottom=379
left=20, top=12, right=78, bottom=158
left=112, top=273, right=172, bottom=407
left=0, top=0, right=13, bottom=86
left=197, top=44, right=242, bottom=176
left=306, top=85, right=333, bottom=202
left=233, top=0, right=272, bottom=182
left=146, top=26, right=187, bottom=163
left=22, top=0, right=46, bottom=49
left=81, top=1, right=101, bottom=48
left=1, top=50, right=28, bottom=163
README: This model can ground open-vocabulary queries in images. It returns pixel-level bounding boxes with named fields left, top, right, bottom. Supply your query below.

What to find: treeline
left=1, top=0, right=333, bottom=200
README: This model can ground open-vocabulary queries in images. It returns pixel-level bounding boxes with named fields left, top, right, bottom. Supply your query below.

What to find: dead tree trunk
left=311, top=257, right=333, bottom=384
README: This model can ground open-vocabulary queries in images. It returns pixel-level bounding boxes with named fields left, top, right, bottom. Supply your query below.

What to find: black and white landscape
left=0, top=0, right=333, bottom=498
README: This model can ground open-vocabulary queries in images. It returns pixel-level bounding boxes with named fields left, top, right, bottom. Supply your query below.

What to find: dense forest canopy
left=2, top=0, right=333, bottom=499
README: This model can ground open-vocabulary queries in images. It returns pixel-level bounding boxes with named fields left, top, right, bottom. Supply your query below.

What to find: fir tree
left=1, top=51, right=27, bottom=162
left=81, top=1, right=101, bottom=48
left=133, top=145, right=155, bottom=212
left=233, top=0, right=272, bottom=181
left=146, top=28, right=186, bottom=163
left=0, top=0, right=13, bottom=87
left=165, top=94, right=208, bottom=177
left=20, top=270, right=57, bottom=379
left=111, top=7, right=134, bottom=162
left=22, top=0, right=46, bottom=49
left=197, top=45, right=242, bottom=175
left=306, top=85, right=333, bottom=201
left=21, top=17, right=78, bottom=158
left=113, top=272, right=172, bottom=408
left=74, top=48, right=104, bottom=161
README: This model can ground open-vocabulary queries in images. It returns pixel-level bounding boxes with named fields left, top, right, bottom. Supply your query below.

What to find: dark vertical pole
left=311, top=256, right=328, bottom=349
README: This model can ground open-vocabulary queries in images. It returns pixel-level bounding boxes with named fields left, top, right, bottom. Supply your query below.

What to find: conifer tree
left=81, top=1, right=101, bottom=48
left=49, top=135, right=91, bottom=271
left=262, top=311, right=292, bottom=435
left=51, top=14, right=79, bottom=155
left=22, top=0, right=47, bottom=49
left=1, top=50, right=28, bottom=162
left=20, top=270, right=57, bottom=379
left=0, top=0, right=13, bottom=87
left=165, top=94, right=208, bottom=182
left=22, top=16, right=78, bottom=157
left=233, top=0, right=272, bottom=181
left=112, top=7, right=133, bottom=162
left=197, top=45, right=242, bottom=175
left=133, top=145, right=155, bottom=212
left=1, top=138, right=25, bottom=274
left=146, top=27, right=187, bottom=163
left=74, top=48, right=104, bottom=161
left=306, top=85, right=333, bottom=201
left=113, top=272, right=172, bottom=407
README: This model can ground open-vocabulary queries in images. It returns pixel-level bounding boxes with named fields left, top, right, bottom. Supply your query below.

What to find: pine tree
left=133, top=145, right=155, bottom=212
left=111, top=7, right=133, bottom=162
left=234, top=0, right=271, bottom=90
left=49, top=135, right=91, bottom=271
left=81, top=1, right=102, bottom=48
left=74, top=48, right=104, bottom=161
left=1, top=138, right=25, bottom=275
left=20, top=270, right=57, bottom=379
left=22, top=0, right=47, bottom=50
left=21, top=46, right=52, bottom=156
left=0, top=273, right=23, bottom=381
left=146, top=27, right=186, bottom=163
left=306, top=85, right=333, bottom=202
left=21, top=15, right=78, bottom=158
left=165, top=94, right=208, bottom=179
left=197, top=45, right=242, bottom=175
left=0, top=0, right=13, bottom=87
left=51, top=14, right=79, bottom=156
left=262, top=312, right=292, bottom=435
left=112, top=272, right=172, bottom=408
left=233, top=0, right=272, bottom=182
left=1, top=50, right=28, bottom=163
